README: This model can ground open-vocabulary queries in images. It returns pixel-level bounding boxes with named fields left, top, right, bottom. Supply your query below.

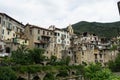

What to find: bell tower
left=67, top=24, right=74, bottom=35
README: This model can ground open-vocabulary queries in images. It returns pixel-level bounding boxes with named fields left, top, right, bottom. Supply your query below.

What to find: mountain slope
left=72, top=21, right=120, bottom=38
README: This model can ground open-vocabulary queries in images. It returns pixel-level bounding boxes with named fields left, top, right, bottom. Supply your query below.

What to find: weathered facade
left=0, top=13, right=29, bottom=55
left=25, top=24, right=54, bottom=59
left=24, top=24, right=71, bottom=59
left=49, top=25, right=71, bottom=59
left=70, top=32, right=118, bottom=66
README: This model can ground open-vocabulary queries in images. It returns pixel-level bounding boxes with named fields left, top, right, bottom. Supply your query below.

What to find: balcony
left=15, top=31, right=24, bottom=35
left=39, top=40, right=50, bottom=44
left=7, top=23, right=12, bottom=31
left=42, top=35, right=51, bottom=38
left=12, top=38, right=19, bottom=44
left=6, top=26, right=12, bottom=31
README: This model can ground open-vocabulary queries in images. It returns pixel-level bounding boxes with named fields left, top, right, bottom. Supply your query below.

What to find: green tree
left=0, top=56, right=13, bottom=66
left=0, top=67, right=17, bottom=80
left=57, top=56, right=71, bottom=66
left=11, top=45, right=31, bottom=65
left=28, top=48, right=45, bottom=64
left=84, top=64, right=120, bottom=80
left=108, top=53, right=120, bottom=72
left=49, top=55, right=57, bottom=65
left=57, top=70, right=68, bottom=77
left=50, top=55, right=57, bottom=62
left=84, top=63, right=120, bottom=80
left=84, top=63, right=102, bottom=80
left=111, top=44, right=117, bottom=52
left=65, top=56, right=70, bottom=65
left=114, top=53, right=120, bottom=71
left=44, top=73, right=55, bottom=80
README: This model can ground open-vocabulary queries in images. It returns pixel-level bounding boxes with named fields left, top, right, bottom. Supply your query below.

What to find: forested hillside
left=72, top=21, right=120, bottom=38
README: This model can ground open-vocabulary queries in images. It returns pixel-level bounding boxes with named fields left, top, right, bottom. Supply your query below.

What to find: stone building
left=24, top=24, right=71, bottom=59
left=25, top=24, right=54, bottom=59
left=0, top=13, right=28, bottom=55
left=48, top=25, right=71, bottom=59
left=70, top=32, right=118, bottom=66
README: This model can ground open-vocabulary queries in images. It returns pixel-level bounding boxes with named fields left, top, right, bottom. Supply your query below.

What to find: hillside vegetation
left=72, top=21, right=120, bottom=38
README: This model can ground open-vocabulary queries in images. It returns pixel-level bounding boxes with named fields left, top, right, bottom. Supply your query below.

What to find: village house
left=70, top=31, right=118, bottom=66
left=0, top=13, right=29, bottom=56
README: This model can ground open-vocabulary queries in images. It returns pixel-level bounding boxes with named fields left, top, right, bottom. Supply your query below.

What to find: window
left=8, top=31, right=10, bottom=35
left=69, top=51, right=70, bottom=54
left=100, top=60, right=103, bottom=62
left=1, top=36, right=3, bottom=39
left=13, top=26, right=14, bottom=30
left=20, top=29, right=22, bottom=32
left=16, top=35, right=18, bottom=38
left=94, top=54, right=97, bottom=59
left=38, top=30, right=40, bottom=34
left=25, top=40, right=27, bottom=43
left=0, top=17, right=1, bottom=24
left=8, top=22, right=12, bottom=29
left=58, top=39, right=60, bottom=42
left=2, top=29, right=4, bottom=34
left=38, top=36, right=40, bottom=40
left=43, top=31, right=45, bottom=35
left=82, top=52, right=84, bottom=55
left=14, top=26, right=17, bottom=32
left=64, top=35, right=66, bottom=38
left=18, top=28, right=20, bottom=32
left=47, top=32, right=49, bottom=35
left=13, top=33, right=15, bottom=37
left=3, top=21, right=5, bottom=26
left=51, top=32, right=52, bottom=35
left=95, top=59, right=98, bottom=63
left=64, top=41, right=66, bottom=44
left=99, top=54, right=102, bottom=58
left=54, top=33, right=57, bottom=36
left=30, top=30, right=32, bottom=35
left=54, top=44, right=56, bottom=47
left=67, top=35, right=69, bottom=38
left=58, top=33, right=60, bottom=36
left=17, top=28, right=19, bottom=32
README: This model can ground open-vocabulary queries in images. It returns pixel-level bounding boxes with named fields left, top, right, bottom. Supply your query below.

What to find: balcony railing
left=39, top=40, right=50, bottom=44
left=6, top=26, right=12, bottom=30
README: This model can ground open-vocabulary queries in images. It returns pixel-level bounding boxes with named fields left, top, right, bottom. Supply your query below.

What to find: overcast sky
left=0, top=0, right=120, bottom=28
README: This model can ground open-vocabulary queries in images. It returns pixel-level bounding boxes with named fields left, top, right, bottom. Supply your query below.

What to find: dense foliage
left=11, top=45, right=31, bottom=65
left=108, top=53, right=120, bottom=72
left=72, top=21, right=120, bottom=38
left=0, top=67, right=17, bottom=80
left=11, top=45, right=45, bottom=65
left=0, top=45, right=120, bottom=80
left=28, top=48, right=45, bottom=64
left=44, top=73, right=55, bottom=80
left=84, top=63, right=120, bottom=80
